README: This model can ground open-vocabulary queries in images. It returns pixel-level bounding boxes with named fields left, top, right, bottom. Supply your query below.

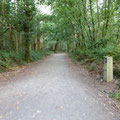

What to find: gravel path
left=0, top=53, right=119, bottom=120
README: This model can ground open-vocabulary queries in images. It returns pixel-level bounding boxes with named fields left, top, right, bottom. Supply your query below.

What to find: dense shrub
left=0, top=50, right=51, bottom=72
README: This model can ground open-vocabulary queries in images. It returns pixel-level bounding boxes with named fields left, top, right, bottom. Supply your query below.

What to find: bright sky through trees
left=11, top=0, right=52, bottom=15
left=38, top=5, right=51, bottom=15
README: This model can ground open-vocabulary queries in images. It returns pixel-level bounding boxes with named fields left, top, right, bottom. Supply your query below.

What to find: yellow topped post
left=103, top=56, right=113, bottom=82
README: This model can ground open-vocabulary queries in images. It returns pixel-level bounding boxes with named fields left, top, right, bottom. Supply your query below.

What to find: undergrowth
left=70, top=46, right=120, bottom=100
left=0, top=50, right=52, bottom=72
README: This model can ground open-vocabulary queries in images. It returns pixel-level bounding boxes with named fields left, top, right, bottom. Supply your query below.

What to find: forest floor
left=0, top=53, right=120, bottom=120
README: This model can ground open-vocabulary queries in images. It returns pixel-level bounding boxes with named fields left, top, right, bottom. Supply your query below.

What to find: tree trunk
left=23, top=0, right=31, bottom=63
left=24, top=25, right=30, bottom=63
left=89, top=0, right=95, bottom=41
left=34, top=33, right=38, bottom=50
left=54, top=39, right=59, bottom=53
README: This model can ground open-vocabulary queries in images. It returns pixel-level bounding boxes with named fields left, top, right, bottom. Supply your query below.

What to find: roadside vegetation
left=0, top=0, right=120, bottom=99
left=45, top=0, right=120, bottom=100
left=0, top=0, right=52, bottom=72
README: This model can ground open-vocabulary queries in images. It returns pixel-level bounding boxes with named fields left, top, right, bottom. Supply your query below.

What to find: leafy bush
left=0, top=50, right=52, bottom=72
left=70, top=45, right=120, bottom=88
left=114, top=66, right=120, bottom=88
left=30, top=50, right=52, bottom=62
left=114, top=92, right=120, bottom=100
left=114, top=67, right=120, bottom=79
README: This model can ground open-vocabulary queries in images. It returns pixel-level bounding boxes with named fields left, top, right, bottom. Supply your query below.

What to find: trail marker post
left=103, top=56, right=113, bottom=82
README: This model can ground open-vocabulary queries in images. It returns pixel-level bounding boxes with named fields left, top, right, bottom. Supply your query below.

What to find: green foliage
left=114, top=67, right=120, bottom=88
left=0, top=51, right=25, bottom=72
left=114, top=67, right=120, bottom=79
left=30, top=51, right=44, bottom=61
left=0, top=60, right=9, bottom=72
left=0, top=50, right=51, bottom=72
left=0, top=0, right=120, bottom=82
left=30, top=50, right=52, bottom=62
left=114, top=92, right=120, bottom=100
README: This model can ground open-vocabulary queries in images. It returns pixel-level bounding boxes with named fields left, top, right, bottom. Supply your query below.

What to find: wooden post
left=103, top=56, right=113, bottom=82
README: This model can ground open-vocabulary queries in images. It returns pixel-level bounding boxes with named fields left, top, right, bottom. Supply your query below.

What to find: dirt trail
left=0, top=53, right=119, bottom=120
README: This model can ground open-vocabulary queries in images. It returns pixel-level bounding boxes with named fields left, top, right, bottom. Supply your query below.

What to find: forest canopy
left=0, top=0, right=120, bottom=71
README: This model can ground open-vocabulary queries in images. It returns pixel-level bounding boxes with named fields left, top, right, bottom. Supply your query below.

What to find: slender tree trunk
left=34, top=33, right=38, bottom=50
left=102, top=0, right=107, bottom=38
left=54, top=39, right=59, bottom=53
left=19, top=33, right=22, bottom=51
left=117, top=28, right=120, bottom=43
left=96, top=0, right=100, bottom=39
left=23, top=0, right=32, bottom=63
left=9, top=28, right=15, bottom=51
left=82, top=0, right=93, bottom=42
left=24, top=24, right=30, bottom=62
left=2, top=0, right=5, bottom=16
left=40, top=33, right=44, bottom=50
left=89, top=0, right=95, bottom=41
left=66, top=41, right=70, bottom=52
left=16, top=31, right=18, bottom=52
left=104, top=0, right=112, bottom=37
